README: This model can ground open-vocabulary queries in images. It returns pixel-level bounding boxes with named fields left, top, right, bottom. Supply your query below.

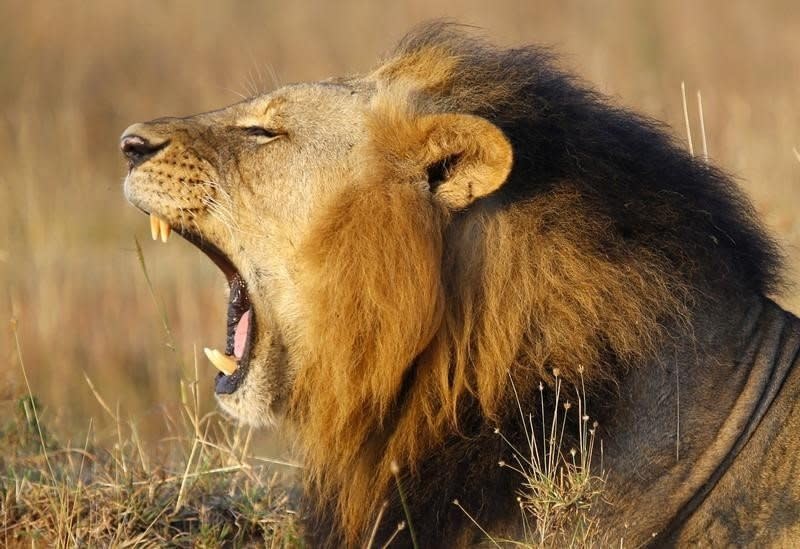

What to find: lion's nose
left=120, top=124, right=169, bottom=168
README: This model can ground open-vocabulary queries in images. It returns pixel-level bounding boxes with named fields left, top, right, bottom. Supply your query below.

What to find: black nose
left=120, top=134, right=168, bottom=168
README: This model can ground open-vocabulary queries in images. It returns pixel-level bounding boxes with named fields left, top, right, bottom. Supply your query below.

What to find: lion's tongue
left=233, top=309, right=251, bottom=359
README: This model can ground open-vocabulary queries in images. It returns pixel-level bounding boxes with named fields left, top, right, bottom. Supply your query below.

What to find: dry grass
left=464, top=370, right=608, bottom=548
left=1, top=397, right=302, bottom=547
left=2, top=332, right=301, bottom=547
left=1, top=0, right=799, bottom=545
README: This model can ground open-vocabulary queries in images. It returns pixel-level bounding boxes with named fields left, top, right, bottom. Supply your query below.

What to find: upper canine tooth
left=159, top=218, right=171, bottom=243
left=150, top=213, right=159, bottom=241
left=203, top=347, right=237, bottom=376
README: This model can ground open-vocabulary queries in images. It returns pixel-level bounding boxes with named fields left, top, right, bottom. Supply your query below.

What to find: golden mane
left=288, top=23, right=781, bottom=545
left=290, top=103, right=690, bottom=545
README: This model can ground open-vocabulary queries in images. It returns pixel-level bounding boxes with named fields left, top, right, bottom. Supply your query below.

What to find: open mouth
left=148, top=212, right=254, bottom=395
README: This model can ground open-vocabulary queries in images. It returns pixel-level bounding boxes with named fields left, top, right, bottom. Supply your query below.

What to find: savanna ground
left=1, top=1, right=798, bottom=546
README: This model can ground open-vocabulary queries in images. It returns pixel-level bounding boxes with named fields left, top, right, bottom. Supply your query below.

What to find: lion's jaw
left=121, top=83, right=371, bottom=426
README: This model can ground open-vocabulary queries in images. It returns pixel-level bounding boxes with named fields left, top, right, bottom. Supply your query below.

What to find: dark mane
left=386, top=21, right=783, bottom=298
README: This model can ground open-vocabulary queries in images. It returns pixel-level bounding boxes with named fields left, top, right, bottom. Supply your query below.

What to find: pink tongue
left=233, top=309, right=251, bottom=359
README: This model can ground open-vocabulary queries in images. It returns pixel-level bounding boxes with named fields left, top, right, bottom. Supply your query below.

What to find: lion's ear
left=416, top=114, right=513, bottom=209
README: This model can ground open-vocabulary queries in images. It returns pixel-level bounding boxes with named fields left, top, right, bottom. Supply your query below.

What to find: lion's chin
left=211, top=313, right=292, bottom=427
left=214, top=357, right=284, bottom=428
left=215, top=395, right=276, bottom=427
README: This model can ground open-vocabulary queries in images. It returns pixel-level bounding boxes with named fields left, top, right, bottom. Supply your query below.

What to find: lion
left=121, top=23, right=800, bottom=547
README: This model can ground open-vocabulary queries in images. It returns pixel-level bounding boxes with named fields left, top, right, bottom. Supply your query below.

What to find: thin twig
left=379, top=522, right=407, bottom=549
left=453, top=500, right=501, bottom=548
left=681, top=81, right=694, bottom=156
left=134, top=237, right=176, bottom=351
left=390, top=461, right=418, bottom=549
left=11, top=319, right=56, bottom=483
left=83, top=370, right=116, bottom=421
left=365, top=500, right=389, bottom=549
left=174, top=436, right=200, bottom=512
left=696, top=91, right=709, bottom=161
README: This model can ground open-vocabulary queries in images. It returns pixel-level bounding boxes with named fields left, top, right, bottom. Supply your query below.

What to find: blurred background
left=1, top=0, right=798, bottom=453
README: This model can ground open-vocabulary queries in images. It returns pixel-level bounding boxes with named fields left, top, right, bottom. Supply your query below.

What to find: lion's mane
left=289, top=23, right=782, bottom=546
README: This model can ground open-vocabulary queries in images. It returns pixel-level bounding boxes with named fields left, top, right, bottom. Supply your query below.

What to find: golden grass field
left=0, top=0, right=798, bottom=545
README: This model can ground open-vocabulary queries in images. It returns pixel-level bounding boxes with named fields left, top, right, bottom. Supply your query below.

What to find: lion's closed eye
left=241, top=126, right=282, bottom=139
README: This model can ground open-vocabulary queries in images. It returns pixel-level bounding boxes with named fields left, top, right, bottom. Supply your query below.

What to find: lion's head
left=122, top=23, right=782, bottom=546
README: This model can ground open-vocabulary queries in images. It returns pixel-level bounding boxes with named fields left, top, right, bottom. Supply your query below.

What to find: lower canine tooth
left=159, top=219, right=171, bottom=242
left=203, top=347, right=237, bottom=375
left=150, top=213, right=159, bottom=241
